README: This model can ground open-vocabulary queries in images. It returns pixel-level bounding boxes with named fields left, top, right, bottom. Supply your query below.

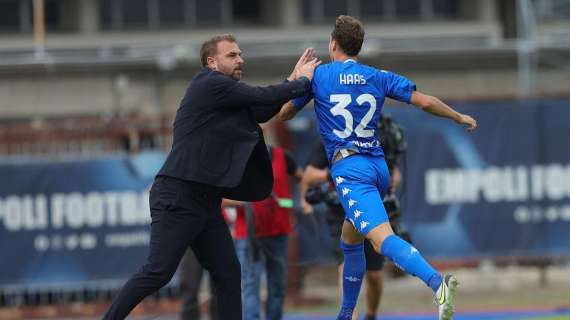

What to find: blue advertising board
left=387, top=99, right=570, bottom=258
left=0, top=152, right=166, bottom=289
left=1, top=98, right=569, bottom=289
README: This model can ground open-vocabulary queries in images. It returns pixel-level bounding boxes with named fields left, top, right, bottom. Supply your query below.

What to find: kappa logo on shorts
left=360, top=221, right=369, bottom=230
left=341, top=187, right=351, bottom=196
left=348, top=199, right=357, bottom=208
left=353, top=209, right=362, bottom=218
left=335, top=176, right=345, bottom=185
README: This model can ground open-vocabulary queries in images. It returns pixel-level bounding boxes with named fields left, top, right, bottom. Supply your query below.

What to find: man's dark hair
left=200, top=34, right=237, bottom=67
left=331, top=15, right=364, bottom=57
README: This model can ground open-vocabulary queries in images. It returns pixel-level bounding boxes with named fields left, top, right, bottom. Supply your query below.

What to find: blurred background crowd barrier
left=0, top=0, right=569, bottom=316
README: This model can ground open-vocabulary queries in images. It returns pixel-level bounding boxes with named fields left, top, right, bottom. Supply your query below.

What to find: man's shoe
left=435, top=274, right=459, bottom=320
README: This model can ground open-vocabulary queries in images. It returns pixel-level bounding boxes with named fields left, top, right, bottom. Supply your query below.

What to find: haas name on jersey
left=340, top=73, right=366, bottom=85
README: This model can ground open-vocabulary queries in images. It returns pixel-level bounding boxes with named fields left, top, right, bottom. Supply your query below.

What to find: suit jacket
left=157, top=68, right=310, bottom=201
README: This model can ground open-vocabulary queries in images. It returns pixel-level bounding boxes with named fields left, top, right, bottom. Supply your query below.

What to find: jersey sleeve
left=292, top=92, right=313, bottom=110
left=292, top=65, right=324, bottom=110
left=376, top=70, right=416, bottom=104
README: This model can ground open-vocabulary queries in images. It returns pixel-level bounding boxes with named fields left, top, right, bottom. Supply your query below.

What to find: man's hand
left=457, top=114, right=477, bottom=132
left=288, top=48, right=315, bottom=81
left=301, top=199, right=314, bottom=215
left=297, top=58, right=321, bottom=81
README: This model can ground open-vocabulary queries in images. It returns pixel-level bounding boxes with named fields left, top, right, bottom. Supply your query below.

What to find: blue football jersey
left=294, top=59, right=416, bottom=163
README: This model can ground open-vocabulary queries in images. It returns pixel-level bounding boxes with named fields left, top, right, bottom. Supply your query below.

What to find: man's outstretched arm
left=410, top=91, right=477, bottom=132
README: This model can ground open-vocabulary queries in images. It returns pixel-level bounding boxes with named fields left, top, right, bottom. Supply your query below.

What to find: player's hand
left=297, top=58, right=322, bottom=81
left=457, top=114, right=477, bottom=132
left=289, top=48, right=315, bottom=81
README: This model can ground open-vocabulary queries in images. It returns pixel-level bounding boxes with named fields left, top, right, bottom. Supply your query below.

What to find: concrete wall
left=0, top=0, right=568, bottom=119
left=0, top=64, right=567, bottom=119
left=0, top=73, right=159, bottom=118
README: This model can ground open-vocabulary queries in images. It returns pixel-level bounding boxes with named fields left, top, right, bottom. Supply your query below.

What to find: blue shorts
left=330, top=153, right=390, bottom=236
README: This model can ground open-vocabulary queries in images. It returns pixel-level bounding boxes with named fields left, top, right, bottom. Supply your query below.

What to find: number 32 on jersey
left=330, top=93, right=377, bottom=139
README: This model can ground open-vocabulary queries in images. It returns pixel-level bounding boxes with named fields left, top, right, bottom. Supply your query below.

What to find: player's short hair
left=200, top=34, right=237, bottom=67
left=331, top=15, right=364, bottom=57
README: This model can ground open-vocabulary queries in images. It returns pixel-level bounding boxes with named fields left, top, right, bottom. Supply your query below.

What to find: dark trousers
left=179, top=248, right=219, bottom=320
left=103, top=176, right=242, bottom=320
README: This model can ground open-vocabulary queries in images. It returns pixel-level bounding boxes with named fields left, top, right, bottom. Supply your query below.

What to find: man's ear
left=207, top=56, right=217, bottom=70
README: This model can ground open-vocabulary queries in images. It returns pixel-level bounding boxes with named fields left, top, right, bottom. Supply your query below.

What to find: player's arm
left=280, top=100, right=311, bottom=121
left=278, top=82, right=315, bottom=121
left=277, top=101, right=298, bottom=121
left=278, top=92, right=314, bottom=121
left=380, top=70, right=476, bottom=131
left=410, top=91, right=477, bottom=132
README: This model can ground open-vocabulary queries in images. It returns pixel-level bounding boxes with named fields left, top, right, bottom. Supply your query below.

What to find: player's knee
left=366, top=222, right=394, bottom=253
left=341, top=222, right=365, bottom=244
left=341, top=235, right=364, bottom=245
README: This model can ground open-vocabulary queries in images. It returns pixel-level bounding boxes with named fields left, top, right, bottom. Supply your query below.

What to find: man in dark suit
left=103, top=35, right=320, bottom=320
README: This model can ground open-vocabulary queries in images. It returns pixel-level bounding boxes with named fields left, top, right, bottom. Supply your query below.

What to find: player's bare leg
left=341, top=219, right=365, bottom=244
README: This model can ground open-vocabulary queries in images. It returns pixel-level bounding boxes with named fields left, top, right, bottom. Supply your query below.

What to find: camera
left=305, top=179, right=411, bottom=243
left=383, top=193, right=401, bottom=220
left=305, top=182, right=341, bottom=207
left=305, top=183, right=401, bottom=221
left=378, top=114, right=407, bottom=168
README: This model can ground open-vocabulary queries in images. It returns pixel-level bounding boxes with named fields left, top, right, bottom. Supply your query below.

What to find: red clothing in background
left=233, top=146, right=295, bottom=239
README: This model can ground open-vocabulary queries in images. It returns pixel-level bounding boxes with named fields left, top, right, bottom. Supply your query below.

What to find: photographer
left=299, top=114, right=408, bottom=320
